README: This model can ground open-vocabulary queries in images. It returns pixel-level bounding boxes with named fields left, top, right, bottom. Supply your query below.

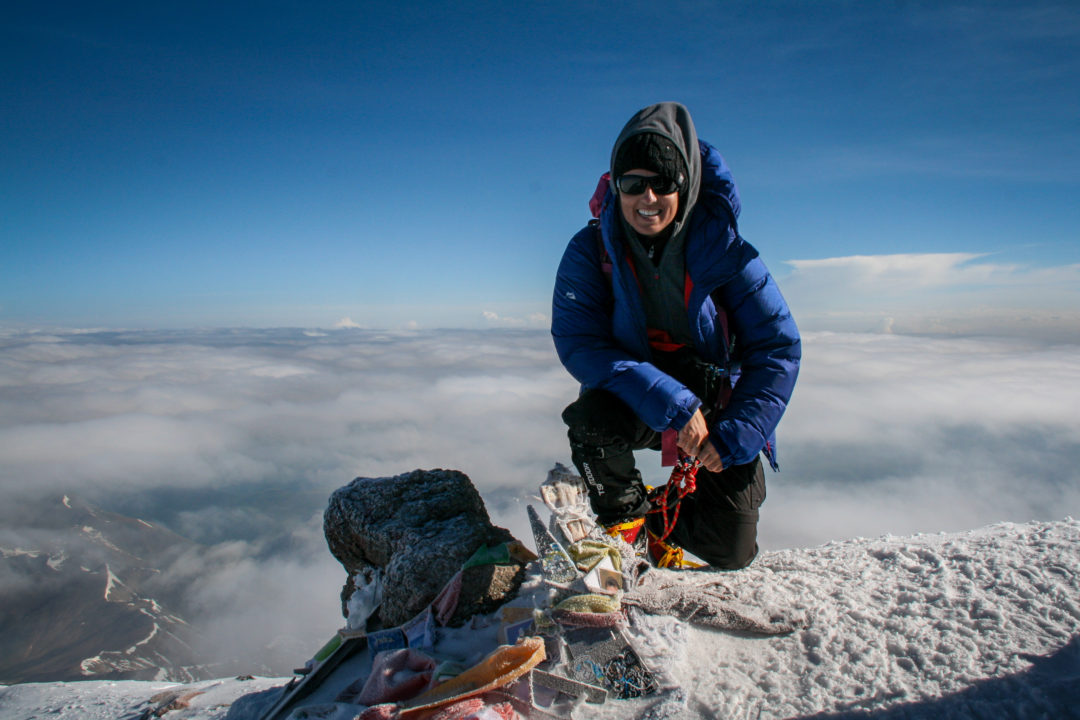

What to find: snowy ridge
left=78, top=619, right=188, bottom=682
left=78, top=565, right=200, bottom=682
left=0, top=547, right=44, bottom=560
left=80, top=525, right=124, bottom=555
left=3, top=518, right=1077, bottom=719
left=103, top=563, right=131, bottom=602
left=0, top=546, right=67, bottom=572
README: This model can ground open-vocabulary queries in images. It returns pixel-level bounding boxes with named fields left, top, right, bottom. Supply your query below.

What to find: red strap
left=589, top=172, right=610, bottom=218
left=661, top=429, right=678, bottom=467
left=647, top=328, right=684, bottom=353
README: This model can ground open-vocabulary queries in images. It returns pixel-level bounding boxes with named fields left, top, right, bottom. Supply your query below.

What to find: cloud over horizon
left=782, top=253, right=1080, bottom=339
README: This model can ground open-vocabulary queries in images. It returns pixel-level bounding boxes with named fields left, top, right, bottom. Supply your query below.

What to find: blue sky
left=3, top=1, right=1078, bottom=330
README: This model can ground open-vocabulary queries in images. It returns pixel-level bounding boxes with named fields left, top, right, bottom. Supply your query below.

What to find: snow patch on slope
left=0, top=547, right=43, bottom=560
left=80, top=525, right=123, bottom=554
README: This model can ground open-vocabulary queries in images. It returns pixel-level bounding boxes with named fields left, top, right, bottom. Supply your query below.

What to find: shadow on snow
left=795, top=635, right=1080, bottom=719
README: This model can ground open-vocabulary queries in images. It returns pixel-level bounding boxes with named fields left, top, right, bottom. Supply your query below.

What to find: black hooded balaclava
left=610, top=102, right=701, bottom=237
left=608, top=102, right=702, bottom=349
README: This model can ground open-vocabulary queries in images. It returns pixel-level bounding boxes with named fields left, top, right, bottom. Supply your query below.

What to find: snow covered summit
left=2, top=518, right=1078, bottom=719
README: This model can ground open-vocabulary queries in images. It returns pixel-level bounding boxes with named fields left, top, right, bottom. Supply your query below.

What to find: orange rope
left=647, top=454, right=700, bottom=542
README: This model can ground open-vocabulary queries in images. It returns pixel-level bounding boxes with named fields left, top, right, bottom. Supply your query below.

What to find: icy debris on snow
left=539, top=462, right=596, bottom=545
left=622, top=570, right=800, bottom=635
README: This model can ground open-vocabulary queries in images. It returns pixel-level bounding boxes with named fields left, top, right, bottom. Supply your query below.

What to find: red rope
left=647, top=454, right=700, bottom=542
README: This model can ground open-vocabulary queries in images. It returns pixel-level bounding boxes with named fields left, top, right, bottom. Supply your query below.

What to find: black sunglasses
left=616, top=173, right=683, bottom=196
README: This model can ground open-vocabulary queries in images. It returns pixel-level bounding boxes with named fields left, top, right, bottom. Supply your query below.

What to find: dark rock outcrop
left=324, top=469, right=517, bottom=628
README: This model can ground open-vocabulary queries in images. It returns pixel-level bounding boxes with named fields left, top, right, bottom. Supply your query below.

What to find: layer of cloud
left=3, top=325, right=1076, bottom=549
left=1, top=326, right=1078, bottom=673
left=782, top=253, right=1080, bottom=339
left=0, top=328, right=575, bottom=546
left=481, top=310, right=549, bottom=328
left=759, top=331, right=1080, bottom=549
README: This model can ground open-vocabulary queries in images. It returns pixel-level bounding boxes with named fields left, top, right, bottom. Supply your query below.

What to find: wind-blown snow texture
left=2, top=519, right=1077, bottom=719
left=616, top=519, right=1080, bottom=719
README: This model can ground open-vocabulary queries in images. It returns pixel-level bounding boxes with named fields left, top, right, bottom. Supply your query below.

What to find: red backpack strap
left=589, top=172, right=614, bottom=275
left=589, top=172, right=610, bottom=219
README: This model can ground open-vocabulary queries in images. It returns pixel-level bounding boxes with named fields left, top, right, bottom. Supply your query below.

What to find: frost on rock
left=323, top=468, right=518, bottom=628
left=344, top=567, right=383, bottom=631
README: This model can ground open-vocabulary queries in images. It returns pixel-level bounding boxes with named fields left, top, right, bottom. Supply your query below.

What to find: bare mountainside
left=0, top=495, right=210, bottom=684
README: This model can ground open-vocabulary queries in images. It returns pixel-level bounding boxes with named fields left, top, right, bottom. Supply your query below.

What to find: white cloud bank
left=760, top=331, right=1080, bottom=549
left=782, top=253, right=1080, bottom=340
left=2, top=325, right=1078, bottom=544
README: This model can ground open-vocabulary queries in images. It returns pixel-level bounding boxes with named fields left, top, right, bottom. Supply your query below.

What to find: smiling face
left=618, top=169, right=679, bottom=237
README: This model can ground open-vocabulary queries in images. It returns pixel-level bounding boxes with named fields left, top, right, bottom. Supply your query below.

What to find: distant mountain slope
left=0, top=495, right=208, bottom=684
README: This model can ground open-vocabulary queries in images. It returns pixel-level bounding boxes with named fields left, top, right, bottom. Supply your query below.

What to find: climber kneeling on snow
left=551, top=102, right=800, bottom=570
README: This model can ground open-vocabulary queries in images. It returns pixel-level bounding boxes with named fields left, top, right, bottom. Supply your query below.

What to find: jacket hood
left=610, top=102, right=702, bottom=236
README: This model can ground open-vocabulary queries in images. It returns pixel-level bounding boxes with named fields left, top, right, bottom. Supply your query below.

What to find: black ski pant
left=562, top=354, right=765, bottom=570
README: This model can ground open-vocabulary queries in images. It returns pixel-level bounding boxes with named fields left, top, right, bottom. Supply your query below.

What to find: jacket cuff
left=708, top=434, right=736, bottom=470
left=671, top=396, right=702, bottom=431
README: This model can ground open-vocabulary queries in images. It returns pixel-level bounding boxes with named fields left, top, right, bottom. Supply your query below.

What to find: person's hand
left=696, top=437, right=724, bottom=473
left=677, top=409, right=724, bottom=472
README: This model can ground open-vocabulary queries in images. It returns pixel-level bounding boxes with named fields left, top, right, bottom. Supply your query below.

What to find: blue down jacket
left=551, top=141, right=800, bottom=470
